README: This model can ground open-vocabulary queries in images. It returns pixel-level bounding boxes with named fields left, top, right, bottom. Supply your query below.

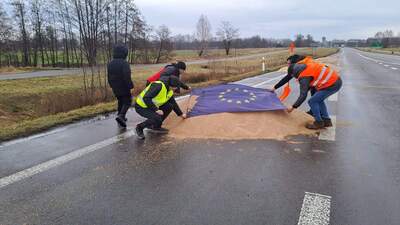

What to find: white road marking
left=358, top=53, right=400, bottom=66
left=384, top=65, right=389, bottom=67
left=328, top=93, right=338, bottom=102
left=297, top=192, right=331, bottom=225
left=252, top=74, right=286, bottom=87
left=392, top=67, right=398, bottom=70
left=0, top=130, right=136, bottom=189
left=0, top=74, right=286, bottom=189
left=318, top=116, right=336, bottom=141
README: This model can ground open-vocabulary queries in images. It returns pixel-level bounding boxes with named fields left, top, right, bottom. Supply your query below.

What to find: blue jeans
left=308, top=78, right=342, bottom=122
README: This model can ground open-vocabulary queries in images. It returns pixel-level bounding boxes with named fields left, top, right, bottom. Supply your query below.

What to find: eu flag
left=188, top=84, right=286, bottom=117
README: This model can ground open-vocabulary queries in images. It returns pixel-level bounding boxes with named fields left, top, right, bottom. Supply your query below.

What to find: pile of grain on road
left=163, top=97, right=316, bottom=140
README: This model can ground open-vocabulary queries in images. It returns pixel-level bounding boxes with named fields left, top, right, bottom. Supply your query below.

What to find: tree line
left=0, top=1, right=297, bottom=69
left=0, top=0, right=174, bottom=68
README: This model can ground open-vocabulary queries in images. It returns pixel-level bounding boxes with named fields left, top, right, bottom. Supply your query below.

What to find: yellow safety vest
left=136, top=81, right=174, bottom=108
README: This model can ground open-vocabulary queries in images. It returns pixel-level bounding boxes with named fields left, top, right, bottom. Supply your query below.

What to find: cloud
left=134, top=0, right=400, bottom=40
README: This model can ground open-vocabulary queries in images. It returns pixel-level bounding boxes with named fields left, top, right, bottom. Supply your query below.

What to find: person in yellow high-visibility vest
left=134, top=76, right=190, bottom=139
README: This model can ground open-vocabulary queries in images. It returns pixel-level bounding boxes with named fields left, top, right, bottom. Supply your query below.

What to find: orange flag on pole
left=279, top=84, right=291, bottom=101
left=289, top=42, right=295, bottom=55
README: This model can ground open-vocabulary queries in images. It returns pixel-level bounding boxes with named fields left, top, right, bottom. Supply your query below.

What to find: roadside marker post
left=262, top=57, right=266, bottom=72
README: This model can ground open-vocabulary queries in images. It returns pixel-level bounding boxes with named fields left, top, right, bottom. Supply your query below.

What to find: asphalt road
left=1, top=48, right=400, bottom=225
left=0, top=51, right=286, bottom=81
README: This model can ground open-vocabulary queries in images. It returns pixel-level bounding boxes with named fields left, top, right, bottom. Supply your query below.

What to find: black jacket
left=107, top=45, right=134, bottom=97
left=159, top=65, right=189, bottom=92
left=160, top=65, right=180, bottom=78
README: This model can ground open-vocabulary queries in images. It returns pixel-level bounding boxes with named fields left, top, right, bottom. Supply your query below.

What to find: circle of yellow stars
left=218, top=88, right=257, bottom=104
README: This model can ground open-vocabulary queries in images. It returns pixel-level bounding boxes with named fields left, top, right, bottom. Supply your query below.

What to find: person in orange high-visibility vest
left=272, top=55, right=342, bottom=129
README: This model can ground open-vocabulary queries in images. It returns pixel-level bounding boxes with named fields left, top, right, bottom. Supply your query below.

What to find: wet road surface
left=1, top=48, right=400, bottom=225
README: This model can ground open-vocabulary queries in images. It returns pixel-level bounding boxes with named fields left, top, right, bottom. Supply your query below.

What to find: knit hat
left=175, top=61, right=186, bottom=70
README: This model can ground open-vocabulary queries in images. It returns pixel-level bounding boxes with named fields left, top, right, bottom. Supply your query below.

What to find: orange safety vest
left=297, top=57, right=339, bottom=90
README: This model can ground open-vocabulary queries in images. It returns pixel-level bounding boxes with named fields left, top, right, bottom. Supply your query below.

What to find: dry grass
left=172, top=48, right=286, bottom=61
left=0, top=47, right=338, bottom=141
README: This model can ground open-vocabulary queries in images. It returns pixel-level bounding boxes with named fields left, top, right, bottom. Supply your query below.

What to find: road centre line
left=297, top=192, right=331, bottom=225
left=252, top=74, right=285, bottom=87
left=0, top=74, right=285, bottom=189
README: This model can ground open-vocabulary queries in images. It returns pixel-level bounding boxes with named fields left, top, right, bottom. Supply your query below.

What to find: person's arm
left=292, top=77, right=313, bottom=108
left=167, top=97, right=184, bottom=116
left=142, top=83, right=162, bottom=111
left=179, top=81, right=190, bottom=90
left=123, top=62, right=134, bottom=90
left=273, top=74, right=292, bottom=90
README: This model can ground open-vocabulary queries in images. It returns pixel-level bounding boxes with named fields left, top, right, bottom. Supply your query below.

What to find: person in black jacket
left=107, top=45, right=134, bottom=128
left=134, top=76, right=188, bottom=139
left=146, top=61, right=191, bottom=93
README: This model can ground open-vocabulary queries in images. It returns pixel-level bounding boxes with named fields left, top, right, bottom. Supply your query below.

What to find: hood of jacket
left=113, top=45, right=128, bottom=59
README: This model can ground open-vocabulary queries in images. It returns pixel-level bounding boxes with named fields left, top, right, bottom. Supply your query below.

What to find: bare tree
left=155, top=25, right=172, bottom=63
left=195, top=14, right=211, bottom=57
left=383, top=29, right=394, bottom=38
left=12, top=0, right=30, bottom=66
left=375, top=30, right=395, bottom=39
left=128, top=10, right=146, bottom=64
left=31, top=0, right=46, bottom=66
left=216, top=21, right=239, bottom=55
left=0, top=2, right=13, bottom=67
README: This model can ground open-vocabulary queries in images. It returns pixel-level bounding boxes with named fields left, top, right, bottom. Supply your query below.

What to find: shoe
left=323, top=118, right=333, bottom=127
left=135, top=125, right=145, bottom=139
left=305, top=121, right=325, bottom=130
left=116, top=115, right=127, bottom=128
left=306, top=110, right=313, bottom=116
left=148, top=127, right=169, bottom=134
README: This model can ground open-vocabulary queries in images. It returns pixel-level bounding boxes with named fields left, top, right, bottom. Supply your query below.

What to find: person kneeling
left=135, top=76, right=187, bottom=139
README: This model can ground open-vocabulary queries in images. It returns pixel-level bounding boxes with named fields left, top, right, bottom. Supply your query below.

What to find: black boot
left=305, top=121, right=325, bottom=130
left=306, top=110, right=313, bottom=116
left=116, top=115, right=127, bottom=128
left=148, top=127, right=169, bottom=134
left=135, top=124, right=145, bottom=140
left=116, top=104, right=130, bottom=127
left=323, top=118, right=333, bottom=127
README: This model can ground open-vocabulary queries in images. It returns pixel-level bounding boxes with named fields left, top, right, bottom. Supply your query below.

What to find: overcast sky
left=135, top=0, right=400, bottom=40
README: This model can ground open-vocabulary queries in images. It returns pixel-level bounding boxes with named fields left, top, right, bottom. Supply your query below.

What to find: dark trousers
left=308, top=78, right=342, bottom=122
left=135, top=101, right=174, bottom=129
left=116, top=94, right=132, bottom=117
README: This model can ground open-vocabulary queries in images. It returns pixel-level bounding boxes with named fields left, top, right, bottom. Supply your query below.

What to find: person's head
left=287, top=54, right=305, bottom=65
left=112, top=44, right=128, bottom=59
left=174, top=61, right=186, bottom=74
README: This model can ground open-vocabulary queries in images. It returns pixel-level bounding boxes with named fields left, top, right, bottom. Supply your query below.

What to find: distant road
left=0, top=51, right=286, bottom=81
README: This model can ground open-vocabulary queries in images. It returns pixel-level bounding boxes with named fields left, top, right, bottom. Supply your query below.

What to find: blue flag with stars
left=188, top=84, right=286, bottom=117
